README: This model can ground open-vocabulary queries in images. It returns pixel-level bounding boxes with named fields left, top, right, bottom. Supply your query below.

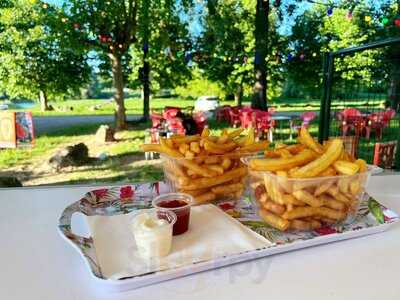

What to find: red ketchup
left=157, top=199, right=191, bottom=235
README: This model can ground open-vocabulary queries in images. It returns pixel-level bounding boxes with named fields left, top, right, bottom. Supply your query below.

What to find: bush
left=174, top=70, right=225, bottom=99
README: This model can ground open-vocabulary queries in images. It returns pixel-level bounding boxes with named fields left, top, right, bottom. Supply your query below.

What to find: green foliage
left=174, top=69, right=225, bottom=99
left=0, top=0, right=90, bottom=102
left=286, top=2, right=400, bottom=97
left=197, top=0, right=286, bottom=102
left=128, top=0, right=192, bottom=92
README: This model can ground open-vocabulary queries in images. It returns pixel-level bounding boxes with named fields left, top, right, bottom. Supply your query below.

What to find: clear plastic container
left=131, top=209, right=176, bottom=258
left=243, top=156, right=371, bottom=231
left=161, top=153, right=250, bottom=204
left=152, top=193, right=193, bottom=235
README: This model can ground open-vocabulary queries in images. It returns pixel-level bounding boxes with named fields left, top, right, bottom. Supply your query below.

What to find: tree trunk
left=388, top=60, right=400, bottom=112
left=252, top=0, right=269, bottom=110
left=39, top=90, right=49, bottom=112
left=109, top=53, right=127, bottom=130
left=388, top=3, right=400, bottom=112
left=142, top=60, right=150, bottom=121
left=234, top=84, right=243, bottom=107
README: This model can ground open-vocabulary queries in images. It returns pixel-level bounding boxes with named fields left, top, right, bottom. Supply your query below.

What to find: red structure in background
left=373, top=141, right=398, bottom=169
left=0, top=111, right=35, bottom=148
left=337, top=108, right=396, bottom=141
left=149, top=107, right=207, bottom=140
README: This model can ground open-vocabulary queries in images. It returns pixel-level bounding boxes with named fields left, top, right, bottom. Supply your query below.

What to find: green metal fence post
left=319, top=52, right=334, bottom=143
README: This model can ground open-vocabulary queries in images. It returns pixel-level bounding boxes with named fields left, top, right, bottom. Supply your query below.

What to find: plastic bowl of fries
left=242, top=127, right=371, bottom=232
left=161, top=153, right=248, bottom=204
left=140, top=128, right=269, bottom=205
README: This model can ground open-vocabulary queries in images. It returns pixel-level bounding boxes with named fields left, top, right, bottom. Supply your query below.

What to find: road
left=32, top=111, right=313, bottom=135
left=33, top=115, right=141, bottom=134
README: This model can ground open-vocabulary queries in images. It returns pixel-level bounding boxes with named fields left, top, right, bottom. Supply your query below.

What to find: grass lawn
left=2, top=96, right=398, bottom=187
left=10, top=95, right=387, bottom=117
left=0, top=121, right=164, bottom=186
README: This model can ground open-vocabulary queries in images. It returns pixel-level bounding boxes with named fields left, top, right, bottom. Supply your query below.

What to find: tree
left=198, top=0, right=253, bottom=106
left=63, top=0, right=139, bottom=130
left=198, top=0, right=285, bottom=106
left=0, top=0, right=90, bottom=111
left=286, top=1, right=400, bottom=102
left=253, top=0, right=270, bottom=109
left=128, top=0, right=192, bottom=120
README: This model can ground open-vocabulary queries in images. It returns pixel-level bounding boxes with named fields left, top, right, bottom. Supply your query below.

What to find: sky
left=46, top=0, right=395, bottom=36
left=48, top=0, right=394, bottom=37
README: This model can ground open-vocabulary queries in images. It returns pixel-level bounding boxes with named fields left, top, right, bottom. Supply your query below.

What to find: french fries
left=333, top=160, right=360, bottom=175
left=141, top=128, right=268, bottom=204
left=259, top=209, right=290, bottom=231
left=299, top=127, right=324, bottom=154
left=290, top=139, right=343, bottom=178
left=247, top=127, right=369, bottom=231
left=249, top=149, right=316, bottom=171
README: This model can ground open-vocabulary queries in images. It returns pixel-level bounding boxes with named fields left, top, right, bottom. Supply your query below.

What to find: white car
left=194, top=96, right=220, bottom=112
left=0, top=104, right=8, bottom=110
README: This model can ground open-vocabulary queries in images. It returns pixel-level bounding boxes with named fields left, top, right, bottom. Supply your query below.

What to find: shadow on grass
left=38, top=164, right=164, bottom=186
left=37, top=119, right=152, bottom=139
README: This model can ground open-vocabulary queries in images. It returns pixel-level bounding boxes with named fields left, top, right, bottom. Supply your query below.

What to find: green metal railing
left=318, top=37, right=400, bottom=169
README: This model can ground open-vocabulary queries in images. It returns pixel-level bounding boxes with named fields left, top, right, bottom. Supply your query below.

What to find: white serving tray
left=58, top=182, right=398, bottom=292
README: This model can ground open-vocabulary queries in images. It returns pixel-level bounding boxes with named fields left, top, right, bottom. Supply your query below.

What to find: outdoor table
left=1, top=175, right=400, bottom=300
left=271, top=115, right=293, bottom=141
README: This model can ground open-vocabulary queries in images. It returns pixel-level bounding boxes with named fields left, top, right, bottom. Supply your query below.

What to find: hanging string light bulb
left=42, top=3, right=49, bottom=9
left=312, top=52, right=317, bottom=57
left=364, top=15, right=372, bottom=23
left=287, top=53, right=294, bottom=61
left=395, top=18, right=400, bottom=27
left=142, top=43, right=149, bottom=54
left=184, top=53, right=192, bottom=63
left=382, top=17, right=390, bottom=25
left=299, top=54, right=305, bottom=60
left=254, top=52, right=261, bottom=65
left=347, top=11, right=353, bottom=20
left=327, top=8, right=333, bottom=17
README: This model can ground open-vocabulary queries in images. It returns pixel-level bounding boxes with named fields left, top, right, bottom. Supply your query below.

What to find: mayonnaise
left=132, top=212, right=174, bottom=259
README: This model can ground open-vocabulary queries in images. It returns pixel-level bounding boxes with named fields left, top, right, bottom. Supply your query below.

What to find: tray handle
left=58, top=200, right=93, bottom=248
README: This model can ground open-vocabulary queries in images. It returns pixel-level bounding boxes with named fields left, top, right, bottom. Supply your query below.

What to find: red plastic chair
left=163, top=107, right=181, bottom=120
left=150, top=111, right=163, bottom=128
left=166, top=117, right=185, bottom=135
left=383, top=109, right=396, bottom=125
left=337, top=109, right=364, bottom=137
left=292, top=111, right=317, bottom=131
left=193, top=111, right=207, bottom=134
left=216, top=105, right=230, bottom=122
left=254, top=111, right=274, bottom=141
left=342, top=108, right=362, bottom=118
left=364, top=110, right=395, bottom=141
left=239, top=109, right=254, bottom=128
left=228, top=107, right=241, bottom=127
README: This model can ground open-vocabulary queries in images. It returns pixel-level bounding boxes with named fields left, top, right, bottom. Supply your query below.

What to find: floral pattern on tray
left=58, top=182, right=399, bottom=280
left=226, top=196, right=399, bottom=245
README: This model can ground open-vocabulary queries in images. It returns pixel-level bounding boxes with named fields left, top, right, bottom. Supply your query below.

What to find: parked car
left=0, top=104, right=8, bottom=110
left=194, top=96, right=220, bottom=112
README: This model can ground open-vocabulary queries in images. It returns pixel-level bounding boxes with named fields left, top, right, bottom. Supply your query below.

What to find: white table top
left=271, top=115, right=292, bottom=121
left=1, top=175, right=400, bottom=300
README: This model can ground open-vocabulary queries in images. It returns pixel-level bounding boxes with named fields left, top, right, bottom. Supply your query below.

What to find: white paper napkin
left=86, top=204, right=272, bottom=280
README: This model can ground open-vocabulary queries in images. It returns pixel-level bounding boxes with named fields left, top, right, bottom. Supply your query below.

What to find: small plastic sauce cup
left=131, top=209, right=177, bottom=259
left=152, top=193, right=194, bottom=235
